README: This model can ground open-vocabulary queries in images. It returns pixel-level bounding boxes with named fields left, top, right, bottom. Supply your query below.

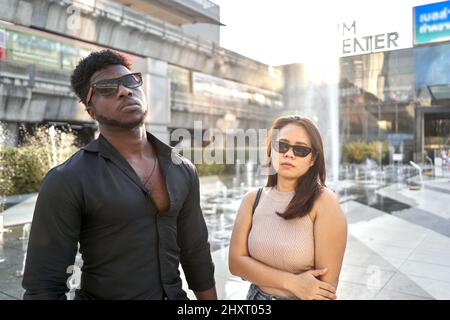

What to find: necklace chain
left=143, top=157, right=157, bottom=187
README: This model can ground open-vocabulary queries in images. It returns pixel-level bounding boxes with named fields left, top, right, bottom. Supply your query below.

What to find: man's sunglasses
left=86, top=73, right=143, bottom=104
left=272, top=141, right=313, bottom=158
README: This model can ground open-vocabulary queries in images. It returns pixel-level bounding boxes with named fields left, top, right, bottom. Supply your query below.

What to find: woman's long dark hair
left=266, top=115, right=326, bottom=220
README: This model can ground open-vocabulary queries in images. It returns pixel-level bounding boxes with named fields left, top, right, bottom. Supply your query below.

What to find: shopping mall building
left=337, top=1, right=450, bottom=164
left=280, top=1, right=449, bottom=167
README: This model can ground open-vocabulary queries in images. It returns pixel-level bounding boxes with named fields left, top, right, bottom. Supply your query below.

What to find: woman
left=229, top=115, right=347, bottom=300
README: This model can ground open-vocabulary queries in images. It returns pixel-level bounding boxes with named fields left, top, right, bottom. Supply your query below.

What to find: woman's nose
left=284, top=147, right=295, bottom=158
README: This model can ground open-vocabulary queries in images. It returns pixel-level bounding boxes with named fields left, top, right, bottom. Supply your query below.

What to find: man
left=22, top=49, right=217, bottom=300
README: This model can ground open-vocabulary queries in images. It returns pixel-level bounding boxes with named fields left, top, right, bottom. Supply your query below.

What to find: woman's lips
left=280, top=162, right=295, bottom=168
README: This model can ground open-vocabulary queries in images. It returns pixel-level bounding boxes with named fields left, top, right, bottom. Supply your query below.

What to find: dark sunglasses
left=86, top=73, right=143, bottom=104
left=272, top=141, right=313, bottom=158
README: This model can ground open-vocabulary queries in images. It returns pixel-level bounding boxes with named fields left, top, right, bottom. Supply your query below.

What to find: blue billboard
left=414, top=1, right=450, bottom=45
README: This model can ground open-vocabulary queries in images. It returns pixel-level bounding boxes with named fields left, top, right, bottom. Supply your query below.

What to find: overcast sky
left=212, top=0, right=441, bottom=66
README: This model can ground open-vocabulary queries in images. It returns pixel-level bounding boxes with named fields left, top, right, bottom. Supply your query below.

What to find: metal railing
left=0, top=60, right=73, bottom=95
left=172, top=0, right=220, bottom=20
left=170, top=91, right=271, bottom=121
left=58, top=0, right=267, bottom=72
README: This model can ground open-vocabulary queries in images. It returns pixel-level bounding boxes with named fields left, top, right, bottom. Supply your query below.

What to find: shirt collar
left=82, top=131, right=173, bottom=160
left=81, top=131, right=175, bottom=194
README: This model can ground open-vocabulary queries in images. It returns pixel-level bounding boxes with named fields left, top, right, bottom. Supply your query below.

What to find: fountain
left=425, top=155, right=434, bottom=177
left=215, top=180, right=222, bottom=193
left=295, top=35, right=340, bottom=184
left=0, top=233, right=4, bottom=264
left=0, top=122, right=10, bottom=265
left=48, top=125, right=58, bottom=168
left=408, top=161, right=423, bottom=190
left=246, top=160, right=253, bottom=188
left=221, top=185, right=228, bottom=201
left=235, top=159, right=241, bottom=182
left=363, top=158, right=379, bottom=185
left=231, top=176, right=239, bottom=193
left=0, top=123, right=7, bottom=234
left=240, top=182, right=245, bottom=196
left=329, top=72, right=340, bottom=184
left=0, top=122, right=10, bottom=263
left=15, top=223, right=31, bottom=277
left=20, top=223, right=31, bottom=248
left=0, top=124, right=77, bottom=273
left=0, top=213, right=4, bottom=235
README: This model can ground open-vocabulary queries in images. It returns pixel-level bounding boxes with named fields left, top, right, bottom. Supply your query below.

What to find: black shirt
left=22, top=132, right=215, bottom=300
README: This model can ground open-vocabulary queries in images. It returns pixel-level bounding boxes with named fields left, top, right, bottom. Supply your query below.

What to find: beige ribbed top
left=248, top=187, right=315, bottom=274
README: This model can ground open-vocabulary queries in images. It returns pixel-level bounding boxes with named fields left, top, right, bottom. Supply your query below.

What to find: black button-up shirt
left=22, top=132, right=215, bottom=300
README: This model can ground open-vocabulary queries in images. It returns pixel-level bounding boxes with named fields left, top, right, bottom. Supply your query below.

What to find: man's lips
left=119, top=100, right=141, bottom=111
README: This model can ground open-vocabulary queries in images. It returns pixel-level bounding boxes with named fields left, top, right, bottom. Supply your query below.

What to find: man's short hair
left=71, top=49, right=132, bottom=106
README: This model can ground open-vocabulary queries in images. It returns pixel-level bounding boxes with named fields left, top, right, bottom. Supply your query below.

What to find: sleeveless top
left=248, top=187, right=315, bottom=274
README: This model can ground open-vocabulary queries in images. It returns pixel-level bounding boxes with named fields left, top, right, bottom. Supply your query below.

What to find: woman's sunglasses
left=272, top=141, right=313, bottom=158
left=86, top=73, right=143, bottom=104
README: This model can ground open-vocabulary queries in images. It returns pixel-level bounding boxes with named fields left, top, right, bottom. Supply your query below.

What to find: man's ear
left=85, top=105, right=96, bottom=120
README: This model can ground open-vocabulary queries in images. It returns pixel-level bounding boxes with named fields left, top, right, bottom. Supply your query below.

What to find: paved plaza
left=1, top=173, right=449, bottom=300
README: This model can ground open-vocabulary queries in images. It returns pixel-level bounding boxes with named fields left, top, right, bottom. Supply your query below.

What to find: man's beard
left=96, top=110, right=148, bottom=129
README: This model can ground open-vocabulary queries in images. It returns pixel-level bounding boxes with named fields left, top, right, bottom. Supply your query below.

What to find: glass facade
left=168, top=65, right=191, bottom=93
left=0, top=21, right=141, bottom=71
left=191, top=71, right=283, bottom=109
left=168, top=64, right=283, bottom=110
left=339, top=42, right=450, bottom=164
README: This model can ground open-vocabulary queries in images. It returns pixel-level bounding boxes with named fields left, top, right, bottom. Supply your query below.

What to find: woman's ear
left=310, top=154, right=316, bottom=167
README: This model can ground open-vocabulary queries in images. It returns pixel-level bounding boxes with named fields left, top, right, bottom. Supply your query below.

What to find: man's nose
left=117, top=84, right=132, bottom=98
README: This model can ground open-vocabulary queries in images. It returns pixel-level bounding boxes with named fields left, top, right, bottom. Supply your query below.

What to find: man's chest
left=129, top=159, right=171, bottom=212
left=80, top=160, right=188, bottom=224
left=144, top=166, right=171, bottom=212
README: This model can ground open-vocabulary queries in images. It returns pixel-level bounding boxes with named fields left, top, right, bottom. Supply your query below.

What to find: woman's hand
left=284, top=268, right=337, bottom=300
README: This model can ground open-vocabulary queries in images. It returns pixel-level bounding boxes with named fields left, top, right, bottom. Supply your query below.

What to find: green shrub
left=366, top=140, right=389, bottom=163
left=1, top=146, right=48, bottom=195
left=195, top=163, right=228, bottom=176
left=0, top=126, right=77, bottom=196
left=174, top=147, right=264, bottom=176
left=343, top=140, right=367, bottom=163
left=343, top=140, right=389, bottom=164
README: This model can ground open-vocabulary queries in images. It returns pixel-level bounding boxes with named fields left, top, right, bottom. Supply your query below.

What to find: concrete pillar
left=134, top=57, right=170, bottom=144
left=414, top=106, right=424, bottom=163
